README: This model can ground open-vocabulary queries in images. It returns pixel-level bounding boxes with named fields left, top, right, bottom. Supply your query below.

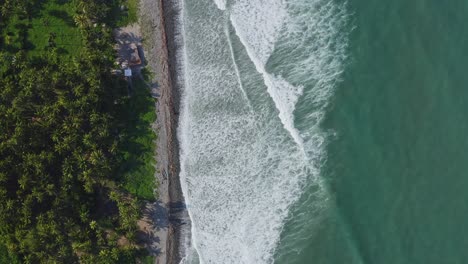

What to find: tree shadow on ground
left=48, top=9, right=75, bottom=27
left=148, top=201, right=169, bottom=228
left=14, top=23, right=36, bottom=51
left=56, top=47, right=68, bottom=55
left=54, top=0, right=72, bottom=4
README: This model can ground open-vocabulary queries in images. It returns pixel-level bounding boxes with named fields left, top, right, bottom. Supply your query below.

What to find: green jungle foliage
left=0, top=243, right=20, bottom=264
left=118, top=77, right=157, bottom=201
left=0, top=0, right=154, bottom=263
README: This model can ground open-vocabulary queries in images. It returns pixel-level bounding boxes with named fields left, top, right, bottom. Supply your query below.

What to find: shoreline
left=139, top=0, right=190, bottom=263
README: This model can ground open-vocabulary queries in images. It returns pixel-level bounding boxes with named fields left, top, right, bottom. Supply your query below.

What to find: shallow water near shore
left=178, top=0, right=468, bottom=263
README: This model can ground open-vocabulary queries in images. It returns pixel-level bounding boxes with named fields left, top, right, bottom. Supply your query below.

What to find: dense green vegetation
left=0, top=0, right=156, bottom=262
left=1, top=0, right=81, bottom=57
left=118, top=77, right=157, bottom=201
left=0, top=244, right=20, bottom=264
left=117, top=0, right=139, bottom=26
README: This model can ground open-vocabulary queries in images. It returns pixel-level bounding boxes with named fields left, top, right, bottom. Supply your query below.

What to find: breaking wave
left=178, top=0, right=350, bottom=263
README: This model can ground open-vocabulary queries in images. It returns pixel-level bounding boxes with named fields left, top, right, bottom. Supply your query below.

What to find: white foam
left=230, top=0, right=350, bottom=157
left=264, top=74, right=305, bottom=152
left=230, top=1, right=306, bottom=153
left=230, top=0, right=288, bottom=66
left=224, top=24, right=252, bottom=109
left=213, top=0, right=227, bottom=10
left=171, top=0, right=197, bottom=262
left=177, top=0, right=350, bottom=263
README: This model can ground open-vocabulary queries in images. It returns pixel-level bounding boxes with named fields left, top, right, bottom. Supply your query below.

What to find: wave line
left=224, top=22, right=254, bottom=111
left=229, top=15, right=307, bottom=157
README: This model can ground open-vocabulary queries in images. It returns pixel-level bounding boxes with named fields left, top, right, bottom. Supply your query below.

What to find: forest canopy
left=0, top=0, right=152, bottom=262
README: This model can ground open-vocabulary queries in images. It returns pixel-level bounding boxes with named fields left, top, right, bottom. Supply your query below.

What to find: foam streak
left=230, top=0, right=306, bottom=155
left=224, top=23, right=253, bottom=109
left=178, top=0, right=350, bottom=263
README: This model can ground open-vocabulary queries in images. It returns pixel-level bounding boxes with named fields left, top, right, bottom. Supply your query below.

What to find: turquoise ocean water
left=177, top=0, right=468, bottom=263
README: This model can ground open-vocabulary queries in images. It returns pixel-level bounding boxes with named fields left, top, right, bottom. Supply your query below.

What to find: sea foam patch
left=213, top=0, right=226, bottom=10
left=178, top=0, right=350, bottom=263
left=230, top=0, right=306, bottom=153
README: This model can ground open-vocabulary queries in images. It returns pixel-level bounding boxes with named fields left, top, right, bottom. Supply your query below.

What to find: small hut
left=129, top=43, right=141, bottom=66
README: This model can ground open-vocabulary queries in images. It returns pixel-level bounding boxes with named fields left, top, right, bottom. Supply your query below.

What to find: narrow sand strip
left=139, top=0, right=191, bottom=263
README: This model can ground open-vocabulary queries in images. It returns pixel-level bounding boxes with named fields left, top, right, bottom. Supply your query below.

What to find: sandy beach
left=138, top=0, right=190, bottom=263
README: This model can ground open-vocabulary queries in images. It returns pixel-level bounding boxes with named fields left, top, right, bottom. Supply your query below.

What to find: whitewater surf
left=176, top=0, right=350, bottom=263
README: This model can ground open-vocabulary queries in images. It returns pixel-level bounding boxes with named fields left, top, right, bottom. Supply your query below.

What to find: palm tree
left=74, top=14, right=89, bottom=29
